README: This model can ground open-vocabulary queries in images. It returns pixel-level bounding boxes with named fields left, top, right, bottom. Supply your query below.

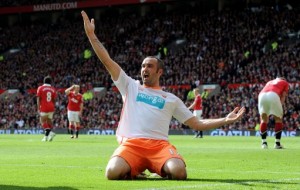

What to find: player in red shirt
left=65, top=85, right=84, bottom=139
left=188, top=88, right=203, bottom=138
left=258, top=77, right=289, bottom=149
left=37, top=76, right=57, bottom=142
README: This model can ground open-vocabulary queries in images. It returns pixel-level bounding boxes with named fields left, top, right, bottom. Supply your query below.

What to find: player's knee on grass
left=105, top=156, right=131, bottom=180
left=163, top=158, right=187, bottom=180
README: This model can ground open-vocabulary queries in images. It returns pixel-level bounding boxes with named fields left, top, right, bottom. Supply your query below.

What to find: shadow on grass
left=0, top=185, right=78, bottom=190
left=186, top=178, right=298, bottom=186
left=134, top=177, right=298, bottom=186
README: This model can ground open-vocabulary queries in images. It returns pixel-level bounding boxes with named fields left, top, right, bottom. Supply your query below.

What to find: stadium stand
left=0, top=0, right=299, bottom=132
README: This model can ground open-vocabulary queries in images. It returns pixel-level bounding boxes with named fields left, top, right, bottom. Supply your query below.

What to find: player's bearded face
left=142, top=69, right=159, bottom=86
left=141, top=57, right=162, bottom=86
left=141, top=63, right=159, bottom=86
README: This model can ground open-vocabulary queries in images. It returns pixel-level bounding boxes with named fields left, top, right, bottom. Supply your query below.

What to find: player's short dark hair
left=146, top=56, right=164, bottom=70
left=44, top=76, right=52, bottom=84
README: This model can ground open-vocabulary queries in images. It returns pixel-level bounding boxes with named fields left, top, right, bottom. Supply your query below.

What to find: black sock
left=261, top=132, right=267, bottom=139
left=70, top=130, right=74, bottom=135
left=76, top=131, right=79, bottom=137
left=45, top=129, right=51, bottom=136
left=275, top=131, right=282, bottom=140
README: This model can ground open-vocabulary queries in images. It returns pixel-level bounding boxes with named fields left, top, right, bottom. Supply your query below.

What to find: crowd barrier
left=0, top=129, right=299, bottom=137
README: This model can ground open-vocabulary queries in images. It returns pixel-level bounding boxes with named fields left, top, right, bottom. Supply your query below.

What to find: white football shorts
left=40, top=112, right=54, bottom=119
left=258, top=91, right=283, bottom=118
left=67, top=110, right=80, bottom=123
left=193, top=110, right=203, bottom=120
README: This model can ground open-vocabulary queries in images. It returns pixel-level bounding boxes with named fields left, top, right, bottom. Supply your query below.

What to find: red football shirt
left=37, top=84, right=56, bottom=112
left=194, top=95, right=202, bottom=110
left=260, top=78, right=289, bottom=96
left=67, top=92, right=83, bottom=111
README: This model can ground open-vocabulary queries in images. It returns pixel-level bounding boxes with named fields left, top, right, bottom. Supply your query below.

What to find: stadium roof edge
left=0, top=0, right=172, bottom=15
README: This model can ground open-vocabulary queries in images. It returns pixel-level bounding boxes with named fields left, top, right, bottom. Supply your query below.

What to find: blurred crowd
left=0, top=2, right=300, bottom=131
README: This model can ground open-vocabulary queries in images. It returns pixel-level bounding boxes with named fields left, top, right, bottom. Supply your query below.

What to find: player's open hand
left=81, top=11, right=95, bottom=37
left=225, top=107, right=245, bottom=124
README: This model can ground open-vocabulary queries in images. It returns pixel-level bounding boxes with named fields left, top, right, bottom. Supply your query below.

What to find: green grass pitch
left=0, top=135, right=299, bottom=190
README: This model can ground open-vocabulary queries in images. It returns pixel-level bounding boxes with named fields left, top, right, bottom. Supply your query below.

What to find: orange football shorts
left=111, top=138, right=185, bottom=178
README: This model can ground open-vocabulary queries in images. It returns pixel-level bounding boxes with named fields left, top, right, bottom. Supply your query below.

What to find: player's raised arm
left=81, top=10, right=121, bottom=81
left=65, top=85, right=75, bottom=95
left=185, top=107, right=245, bottom=131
